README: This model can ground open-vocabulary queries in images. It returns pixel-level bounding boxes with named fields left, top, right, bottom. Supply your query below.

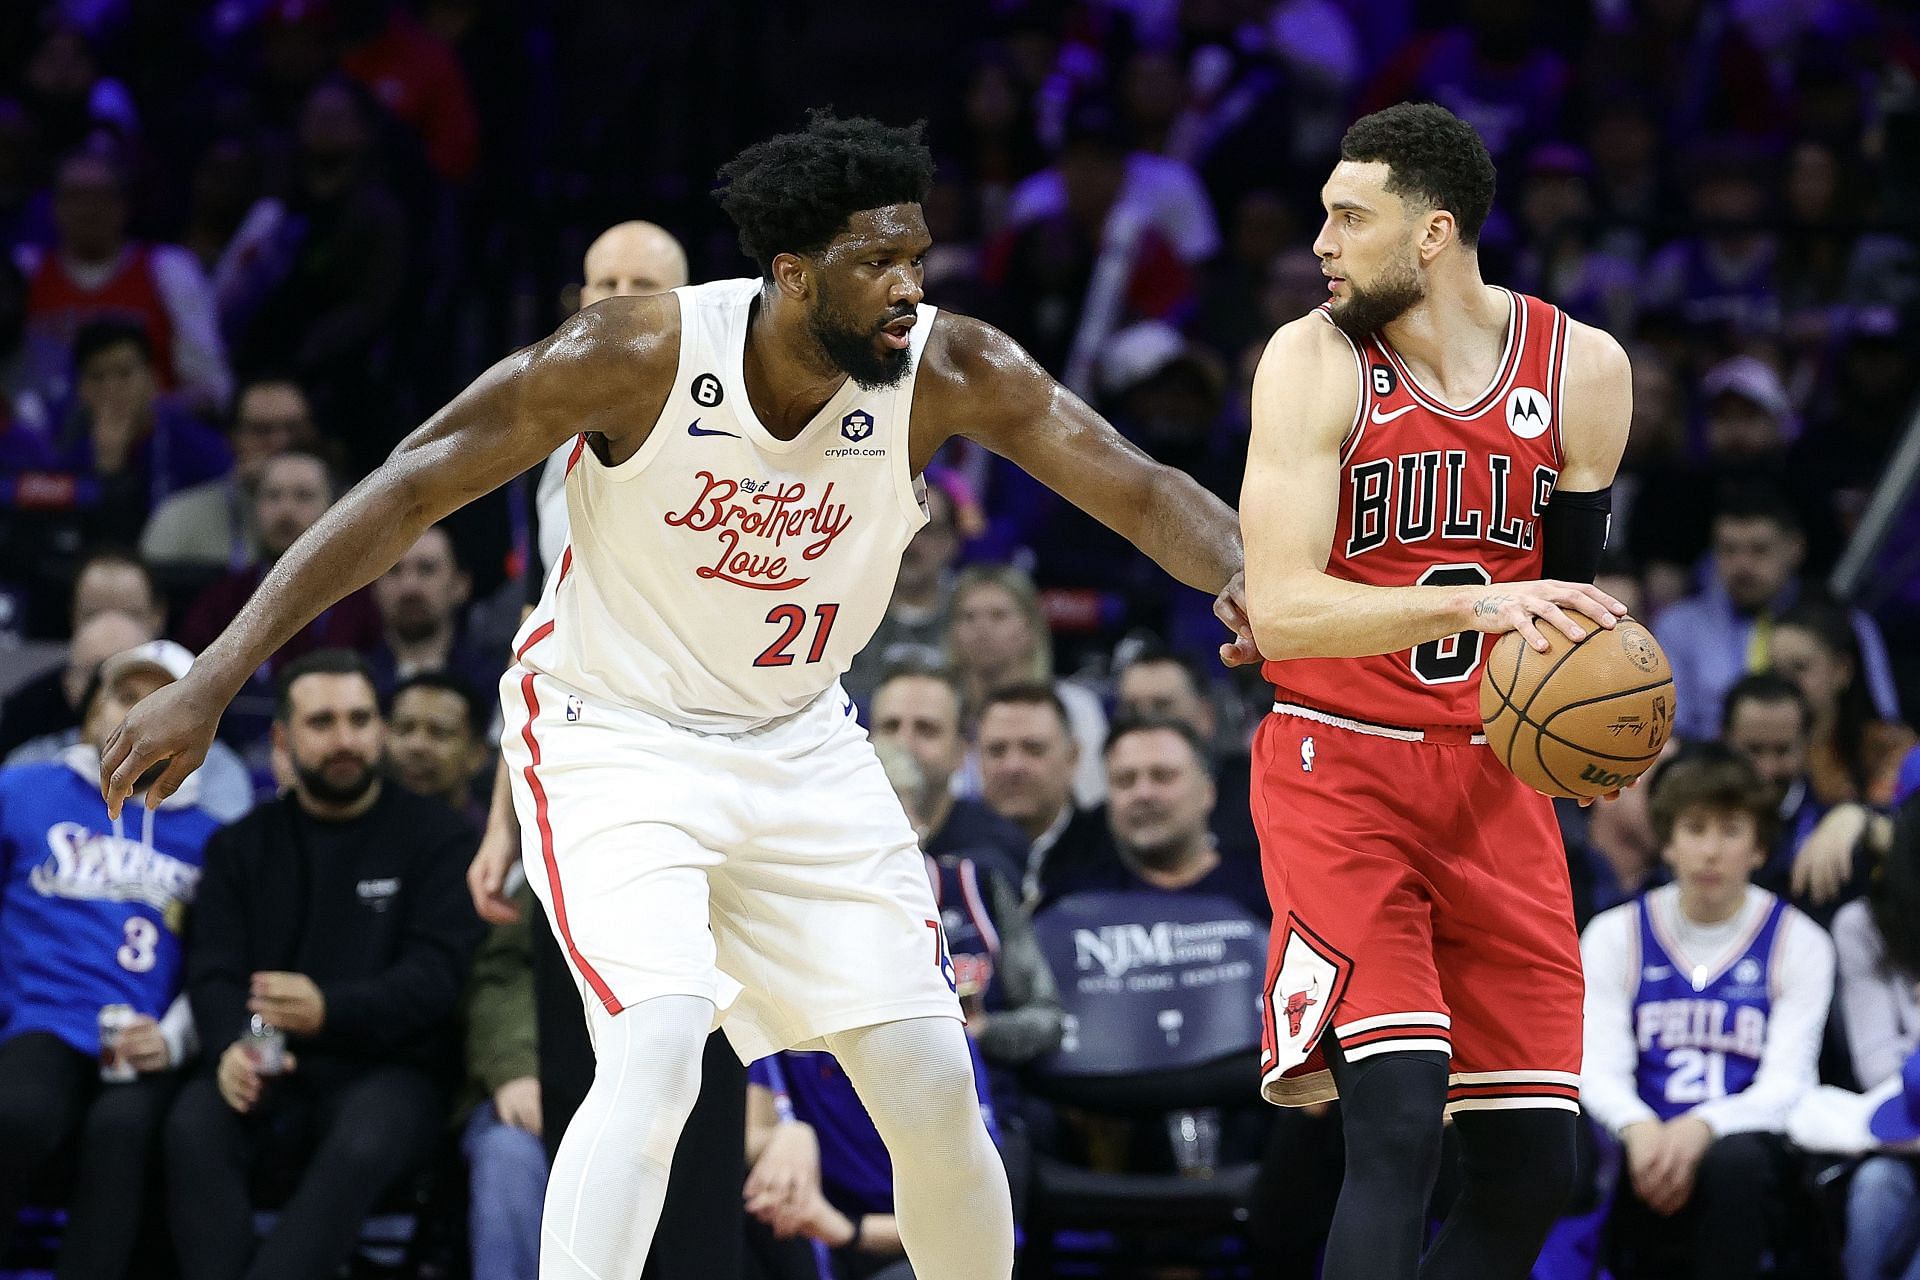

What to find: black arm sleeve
left=1541, top=487, right=1612, bottom=584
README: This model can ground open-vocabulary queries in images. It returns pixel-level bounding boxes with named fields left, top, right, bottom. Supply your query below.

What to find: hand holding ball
left=1480, top=612, right=1676, bottom=800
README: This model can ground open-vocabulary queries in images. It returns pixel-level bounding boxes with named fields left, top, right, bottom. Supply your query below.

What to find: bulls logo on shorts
left=1265, top=916, right=1350, bottom=1063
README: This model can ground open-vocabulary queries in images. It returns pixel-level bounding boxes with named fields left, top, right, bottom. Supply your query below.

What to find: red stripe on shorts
left=518, top=671, right=622, bottom=1014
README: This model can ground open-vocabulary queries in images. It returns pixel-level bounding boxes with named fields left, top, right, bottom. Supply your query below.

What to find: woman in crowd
left=945, top=564, right=1107, bottom=807
left=1770, top=600, right=1915, bottom=809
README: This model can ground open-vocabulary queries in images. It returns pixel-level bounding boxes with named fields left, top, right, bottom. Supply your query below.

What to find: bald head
left=580, top=221, right=689, bottom=307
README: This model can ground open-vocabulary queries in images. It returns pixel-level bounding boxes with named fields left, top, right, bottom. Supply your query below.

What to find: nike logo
left=687, top=419, right=740, bottom=439
left=1369, top=403, right=1418, bottom=425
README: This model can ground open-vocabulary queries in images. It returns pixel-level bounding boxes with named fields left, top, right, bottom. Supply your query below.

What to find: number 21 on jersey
left=754, top=603, right=839, bottom=668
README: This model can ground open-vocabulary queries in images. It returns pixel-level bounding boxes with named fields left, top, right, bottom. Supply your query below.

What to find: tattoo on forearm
left=1474, top=594, right=1515, bottom=619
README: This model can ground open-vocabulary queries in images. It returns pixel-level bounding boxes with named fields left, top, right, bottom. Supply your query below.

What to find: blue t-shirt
left=0, top=755, right=221, bottom=1055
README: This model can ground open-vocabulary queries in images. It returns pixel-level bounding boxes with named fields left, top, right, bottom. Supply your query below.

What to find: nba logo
left=841, top=409, right=874, bottom=442
left=565, top=695, right=583, bottom=723
left=1301, top=736, right=1315, bottom=772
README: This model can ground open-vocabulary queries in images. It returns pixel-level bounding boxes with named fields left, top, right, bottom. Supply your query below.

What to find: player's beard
left=1329, top=246, right=1426, bottom=340
left=810, top=281, right=912, bottom=391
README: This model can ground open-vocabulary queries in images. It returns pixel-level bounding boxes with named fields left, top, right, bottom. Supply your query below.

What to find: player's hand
left=218, top=1041, right=263, bottom=1113
left=99, top=672, right=224, bottom=819
left=1215, top=571, right=1260, bottom=668
left=117, top=1014, right=171, bottom=1073
left=469, top=817, right=524, bottom=925
left=248, top=971, right=326, bottom=1035
left=744, top=1120, right=821, bottom=1220
left=1578, top=775, right=1642, bottom=809
left=1463, top=581, right=1628, bottom=654
left=494, top=1076, right=543, bottom=1137
left=1793, top=803, right=1870, bottom=904
left=1661, top=1115, right=1714, bottom=1206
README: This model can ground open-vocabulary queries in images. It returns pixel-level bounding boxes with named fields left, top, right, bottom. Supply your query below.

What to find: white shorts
left=498, top=668, right=961, bottom=1063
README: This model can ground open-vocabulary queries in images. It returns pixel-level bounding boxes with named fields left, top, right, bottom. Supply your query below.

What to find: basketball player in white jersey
left=100, top=112, right=1252, bottom=1280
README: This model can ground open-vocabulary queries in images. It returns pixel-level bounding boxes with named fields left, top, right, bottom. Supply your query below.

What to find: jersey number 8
left=1410, top=564, right=1491, bottom=684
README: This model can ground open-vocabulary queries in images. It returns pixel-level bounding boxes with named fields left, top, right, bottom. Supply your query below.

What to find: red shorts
left=1252, top=702, right=1583, bottom=1115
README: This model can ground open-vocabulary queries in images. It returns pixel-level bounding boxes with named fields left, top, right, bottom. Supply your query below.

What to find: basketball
left=1479, top=612, right=1677, bottom=800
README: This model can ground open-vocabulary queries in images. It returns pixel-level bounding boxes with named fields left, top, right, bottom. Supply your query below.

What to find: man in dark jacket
left=163, top=649, right=482, bottom=1280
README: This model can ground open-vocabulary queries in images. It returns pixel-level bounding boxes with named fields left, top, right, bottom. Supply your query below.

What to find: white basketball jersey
left=512, top=277, right=935, bottom=731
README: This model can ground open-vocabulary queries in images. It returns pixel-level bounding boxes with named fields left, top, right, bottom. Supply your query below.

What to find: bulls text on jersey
left=1344, top=452, right=1559, bottom=559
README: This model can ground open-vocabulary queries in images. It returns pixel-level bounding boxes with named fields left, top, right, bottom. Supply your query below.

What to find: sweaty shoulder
left=911, top=311, right=1058, bottom=455
left=524, top=292, right=683, bottom=446
left=1250, top=314, right=1362, bottom=453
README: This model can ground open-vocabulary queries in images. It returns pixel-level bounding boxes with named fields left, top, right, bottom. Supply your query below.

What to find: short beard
left=1329, top=250, right=1426, bottom=340
left=293, top=755, right=378, bottom=806
left=809, top=285, right=912, bottom=391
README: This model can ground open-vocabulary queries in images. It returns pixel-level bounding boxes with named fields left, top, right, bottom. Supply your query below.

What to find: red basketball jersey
left=1265, top=289, right=1569, bottom=731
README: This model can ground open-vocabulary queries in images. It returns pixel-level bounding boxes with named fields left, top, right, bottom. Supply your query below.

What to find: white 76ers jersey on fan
left=512, top=277, right=934, bottom=732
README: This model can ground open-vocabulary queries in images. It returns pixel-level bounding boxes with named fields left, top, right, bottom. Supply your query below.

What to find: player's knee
left=1338, top=1054, right=1448, bottom=1180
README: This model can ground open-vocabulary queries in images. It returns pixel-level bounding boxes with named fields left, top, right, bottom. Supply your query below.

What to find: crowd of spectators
left=2, top=0, right=1919, bottom=1277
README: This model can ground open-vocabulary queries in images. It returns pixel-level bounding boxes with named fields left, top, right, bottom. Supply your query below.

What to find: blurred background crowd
left=1, top=0, right=1918, bottom=1278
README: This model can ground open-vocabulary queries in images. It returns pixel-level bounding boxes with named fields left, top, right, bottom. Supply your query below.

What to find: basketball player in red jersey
left=1242, top=104, right=1632, bottom=1279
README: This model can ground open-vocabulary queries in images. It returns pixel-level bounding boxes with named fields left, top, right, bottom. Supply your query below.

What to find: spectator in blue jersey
left=743, top=1040, right=998, bottom=1280
left=0, top=639, right=223, bottom=1280
left=162, top=649, right=483, bottom=1280
left=1580, top=749, right=1834, bottom=1280
left=7, top=635, right=255, bottom=824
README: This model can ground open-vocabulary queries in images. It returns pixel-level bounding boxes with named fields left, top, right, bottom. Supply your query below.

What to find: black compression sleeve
left=1541, top=486, right=1612, bottom=583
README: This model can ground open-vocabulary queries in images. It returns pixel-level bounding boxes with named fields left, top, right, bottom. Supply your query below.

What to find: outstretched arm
left=1240, top=317, right=1627, bottom=663
left=103, top=296, right=679, bottom=816
left=927, top=313, right=1242, bottom=596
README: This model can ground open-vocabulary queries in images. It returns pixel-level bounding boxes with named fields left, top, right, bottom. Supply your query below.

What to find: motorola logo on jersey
left=1344, top=451, right=1559, bottom=558
left=1505, top=387, right=1550, bottom=440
